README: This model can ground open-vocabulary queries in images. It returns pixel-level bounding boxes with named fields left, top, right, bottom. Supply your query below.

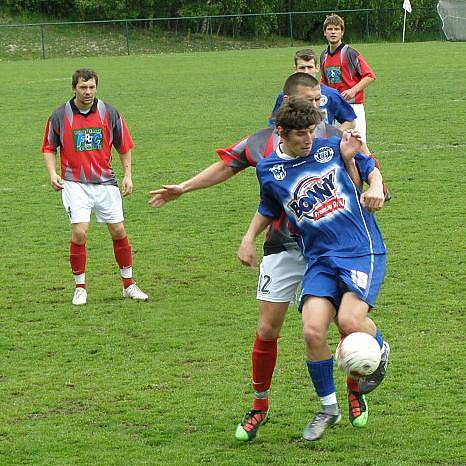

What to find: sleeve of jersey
left=40, top=117, right=60, bottom=153
left=256, top=169, right=282, bottom=219
left=268, top=92, right=284, bottom=127
left=319, top=51, right=329, bottom=84
left=333, top=94, right=357, bottom=124
left=113, top=115, right=135, bottom=154
left=354, top=153, right=376, bottom=182
left=356, top=54, right=376, bottom=80
left=215, top=136, right=252, bottom=172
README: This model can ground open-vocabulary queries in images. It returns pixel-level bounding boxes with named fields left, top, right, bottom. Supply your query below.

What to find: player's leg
left=62, top=181, right=92, bottom=305
left=94, top=185, right=147, bottom=300
left=235, top=249, right=305, bottom=442
left=107, top=221, right=148, bottom=300
left=301, top=295, right=341, bottom=441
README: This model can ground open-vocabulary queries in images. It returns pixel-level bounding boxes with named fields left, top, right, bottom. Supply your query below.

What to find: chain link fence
left=0, top=8, right=443, bottom=60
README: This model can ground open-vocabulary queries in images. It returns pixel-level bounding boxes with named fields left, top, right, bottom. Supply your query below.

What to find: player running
left=255, top=96, right=388, bottom=440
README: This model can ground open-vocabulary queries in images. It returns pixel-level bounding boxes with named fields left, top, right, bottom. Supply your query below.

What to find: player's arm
left=338, top=119, right=356, bottom=132
left=339, top=131, right=364, bottom=189
left=118, top=150, right=133, bottom=197
left=341, top=76, right=375, bottom=101
left=43, top=151, right=64, bottom=191
left=148, top=161, right=235, bottom=208
left=361, top=168, right=384, bottom=212
left=237, top=211, right=273, bottom=267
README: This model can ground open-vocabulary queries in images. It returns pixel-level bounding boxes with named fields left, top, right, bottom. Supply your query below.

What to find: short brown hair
left=275, top=95, right=323, bottom=137
left=323, top=14, right=345, bottom=32
left=283, top=72, right=319, bottom=96
left=294, top=48, right=317, bottom=67
left=72, top=68, right=98, bottom=88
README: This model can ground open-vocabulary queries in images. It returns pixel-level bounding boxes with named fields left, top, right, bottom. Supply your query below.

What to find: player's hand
left=360, top=185, right=385, bottom=212
left=341, top=87, right=357, bottom=101
left=148, top=184, right=184, bottom=208
left=50, top=174, right=64, bottom=191
left=340, top=130, right=362, bottom=161
left=237, top=239, right=258, bottom=268
left=121, top=175, right=133, bottom=197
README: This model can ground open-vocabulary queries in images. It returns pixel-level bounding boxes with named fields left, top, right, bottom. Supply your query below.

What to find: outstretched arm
left=237, top=211, right=273, bottom=267
left=148, top=161, right=235, bottom=208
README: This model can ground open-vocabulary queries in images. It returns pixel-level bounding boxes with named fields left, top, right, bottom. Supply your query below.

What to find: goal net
left=437, top=0, right=466, bottom=40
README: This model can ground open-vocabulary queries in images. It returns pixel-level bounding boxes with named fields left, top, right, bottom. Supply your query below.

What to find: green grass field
left=1, top=42, right=466, bottom=465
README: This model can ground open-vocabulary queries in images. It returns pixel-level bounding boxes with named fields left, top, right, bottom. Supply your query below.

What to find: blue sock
left=374, top=330, right=384, bottom=349
left=306, top=358, right=335, bottom=397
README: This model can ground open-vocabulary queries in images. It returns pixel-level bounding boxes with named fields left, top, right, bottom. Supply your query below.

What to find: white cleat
left=122, top=283, right=148, bottom=301
left=72, top=287, right=87, bottom=305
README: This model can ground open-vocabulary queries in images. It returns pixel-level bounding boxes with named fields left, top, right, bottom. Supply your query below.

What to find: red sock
left=251, top=334, right=278, bottom=411
left=70, top=242, right=86, bottom=286
left=113, top=237, right=134, bottom=288
left=346, top=376, right=360, bottom=393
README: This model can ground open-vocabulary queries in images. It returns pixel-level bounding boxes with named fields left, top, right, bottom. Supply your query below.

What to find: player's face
left=324, top=25, right=344, bottom=46
left=280, top=125, right=316, bottom=158
left=73, top=78, right=97, bottom=109
left=295, top=84, right=322, bottom=109
left=294, top=59, right=319, bottom=77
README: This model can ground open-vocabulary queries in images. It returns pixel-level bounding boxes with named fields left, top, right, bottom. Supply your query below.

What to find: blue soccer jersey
left=256, top=137, right=386, bottom=263
left=268, top=85, right=356, bottom=128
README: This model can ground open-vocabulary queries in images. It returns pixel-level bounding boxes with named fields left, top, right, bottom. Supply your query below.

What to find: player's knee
left=302, top=324, right=326, bottom=349
left=257, top=322, right=280, bottom=340
left=72, top=230, right=87, bottom=244
left=337, top=315, right=364, bottom=336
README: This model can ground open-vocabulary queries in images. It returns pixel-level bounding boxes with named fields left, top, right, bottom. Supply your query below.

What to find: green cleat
left=235, top=409, right=268, bottom=442
left=348, top=390, right=368, bottom=427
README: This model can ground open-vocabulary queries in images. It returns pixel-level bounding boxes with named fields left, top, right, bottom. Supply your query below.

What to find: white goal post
left=437, top=0, right=466, bottom=40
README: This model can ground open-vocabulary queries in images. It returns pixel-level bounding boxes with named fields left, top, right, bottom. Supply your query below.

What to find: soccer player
left=269, top=48, right=356, bottom=132
left=149, top=73, right=389, bottom=441
left=255, top=96, right=388, bottom=440
left=320, top=14, right=376, bottom=153
left=41, top=68, right=148, bottom=305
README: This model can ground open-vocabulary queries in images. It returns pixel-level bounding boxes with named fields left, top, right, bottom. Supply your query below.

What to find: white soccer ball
left=335, top=332, right=381, bottom=380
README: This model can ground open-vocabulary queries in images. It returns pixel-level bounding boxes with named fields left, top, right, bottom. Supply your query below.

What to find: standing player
left=41, top=68, right=148, bottom=305
left=320, top=14, right=376, bottom=153
left=269, top=48, right=356, bottom=132
left=149, top=73, right=389, bottom=441
left=255, top=96, right=388, bottom=440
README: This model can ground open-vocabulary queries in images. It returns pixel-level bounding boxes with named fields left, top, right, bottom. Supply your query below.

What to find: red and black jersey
left=320, top=44, right=376, bottom=104
left=41, top=98, right=134, bottom=185
left=215, top=122, right=340, bottom=255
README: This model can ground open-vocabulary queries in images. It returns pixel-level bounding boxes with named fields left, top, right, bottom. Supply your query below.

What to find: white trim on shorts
left=61, top=180, right=124, bottom=224
left=256, top=248, right=306, bottom=303
left=350, top=103, right=367, bottom=143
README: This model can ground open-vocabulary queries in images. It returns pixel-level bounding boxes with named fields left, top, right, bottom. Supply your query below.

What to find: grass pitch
left=1, top=42, right=465, bottom=465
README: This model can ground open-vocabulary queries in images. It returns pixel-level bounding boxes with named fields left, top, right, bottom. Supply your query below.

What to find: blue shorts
left=298, top=254, right=386, bottom=312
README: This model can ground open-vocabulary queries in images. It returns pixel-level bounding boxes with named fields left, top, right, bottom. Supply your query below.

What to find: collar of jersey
left=70, top=98, right=98, bottom=116
left=277, top=143, right=299, bottom=161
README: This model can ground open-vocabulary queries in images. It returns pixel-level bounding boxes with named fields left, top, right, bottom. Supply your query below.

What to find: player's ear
left=283, top=95, right=290, bottom=102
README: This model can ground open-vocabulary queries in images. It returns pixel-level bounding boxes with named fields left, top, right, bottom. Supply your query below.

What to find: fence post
left=208, top=16, right=214, bottom=50
left=40, top=24, right=46, bottom=59
left=125, top=21, right=130, bottom=55
left=365, top=10, right=370, bottom=41
left=288, top=12, right=294, bottom=46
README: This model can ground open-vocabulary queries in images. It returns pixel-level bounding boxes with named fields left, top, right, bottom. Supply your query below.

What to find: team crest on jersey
left=326, top=66, right=342, bottom=84
left=269, top=164, right=286, bottom=180
left=314, top=146, right=334, bottom=163
left=288, top=169, right=345, bottom=221
left=320, top=95, right=328, bottom=107
left=72, top=128, right=103, bottom=152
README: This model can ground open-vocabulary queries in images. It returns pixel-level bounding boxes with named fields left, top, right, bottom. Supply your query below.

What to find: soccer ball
left=335, top=332, right=381, bottom=380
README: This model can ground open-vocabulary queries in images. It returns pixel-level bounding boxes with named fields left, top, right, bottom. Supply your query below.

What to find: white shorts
left=350, top=103, right=367, bottom=143
left=256, top=249, right=306, bottom=303
left=61, top=181, right=124, bottom=224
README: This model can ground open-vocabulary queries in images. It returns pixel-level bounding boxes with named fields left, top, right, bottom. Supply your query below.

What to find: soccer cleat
left=235, top=409, right=268, bottom=442
left=302, top=412, right=341, bottom=441
left=72, top=287, right=87, bottom=305
left=359, top=341, right=390, bottom=394
left=122, top=283, right=148, bottom=300
left=348, top=390, right=368, bottom=427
